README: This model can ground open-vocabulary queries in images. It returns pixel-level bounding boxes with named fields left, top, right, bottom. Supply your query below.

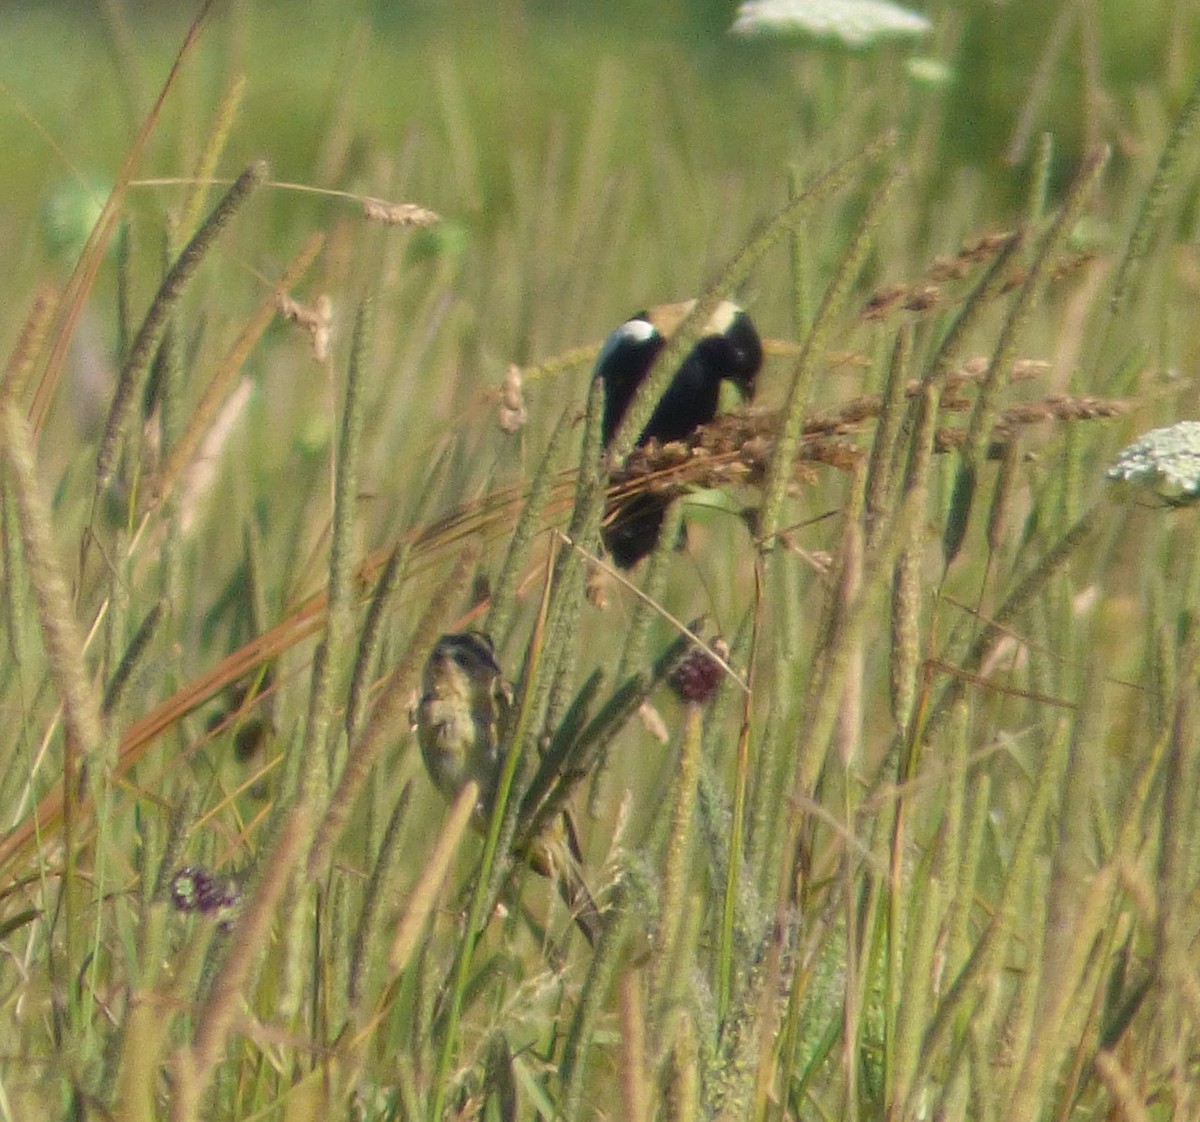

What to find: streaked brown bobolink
left=416, top=631, right=603, bottom=945
left=596, top=300, right=763, bottom=567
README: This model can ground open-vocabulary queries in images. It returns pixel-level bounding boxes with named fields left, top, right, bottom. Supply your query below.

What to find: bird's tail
left=553, top=862, right=605, bottom=948
left=526, top=813, right=606, bottom=947
left=602, top=492, right=670, bottom=568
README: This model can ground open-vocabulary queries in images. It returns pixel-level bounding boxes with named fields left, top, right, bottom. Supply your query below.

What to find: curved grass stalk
left=95, top=161, right=268, bottom=494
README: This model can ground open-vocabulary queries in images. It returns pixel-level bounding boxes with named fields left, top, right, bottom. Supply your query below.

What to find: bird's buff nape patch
left=645, top=299, right=742, bottom=339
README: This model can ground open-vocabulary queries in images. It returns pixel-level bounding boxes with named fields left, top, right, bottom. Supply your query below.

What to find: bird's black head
left=595, top=300, right=763, bottom=448
left=692, top=302, right=762, bottom=401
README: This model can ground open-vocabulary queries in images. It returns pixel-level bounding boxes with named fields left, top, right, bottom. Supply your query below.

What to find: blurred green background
left=4, top=0, right=1194, bottom=278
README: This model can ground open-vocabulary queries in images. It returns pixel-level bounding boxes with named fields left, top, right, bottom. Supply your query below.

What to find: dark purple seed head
left=669, top=639, right=729, bottom=706
left=168, top=866, right=242, bottom=915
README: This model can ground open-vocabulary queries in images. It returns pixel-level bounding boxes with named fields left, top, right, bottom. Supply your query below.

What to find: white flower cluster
left=730, top=0, right=933, bottom=47
left=1107, top=421, right=1200, bottom=502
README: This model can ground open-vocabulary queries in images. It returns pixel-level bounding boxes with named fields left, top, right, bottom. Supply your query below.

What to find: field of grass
left=2, top=1, right=1200, bottom=1119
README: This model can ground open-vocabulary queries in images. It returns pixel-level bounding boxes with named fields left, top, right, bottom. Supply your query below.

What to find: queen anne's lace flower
left=730, top=0, right=932, bottom=47
left=1107, top=421, right=1200, bottom=502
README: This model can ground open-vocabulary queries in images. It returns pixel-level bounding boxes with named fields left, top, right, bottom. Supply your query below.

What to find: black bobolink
left=595, top=300, right=763, bottom=567
left=416, top=631, right=603, bottom=945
